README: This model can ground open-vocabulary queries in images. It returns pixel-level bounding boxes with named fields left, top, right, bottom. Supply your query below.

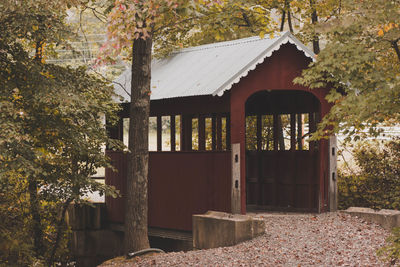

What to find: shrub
left=378, top=227, right=400, bottom=265
left=338, top=138, right=400, bottom=210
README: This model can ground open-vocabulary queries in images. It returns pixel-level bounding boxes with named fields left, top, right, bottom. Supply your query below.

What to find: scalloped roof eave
left=113, top=31, right=315, bottom=102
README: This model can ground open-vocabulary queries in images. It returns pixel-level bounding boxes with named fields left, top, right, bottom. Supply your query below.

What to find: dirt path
left=102, top=212, right=393, bottom=266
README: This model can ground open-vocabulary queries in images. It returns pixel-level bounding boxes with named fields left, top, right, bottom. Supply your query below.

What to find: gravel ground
left=103, top=212, right=394, bottom=266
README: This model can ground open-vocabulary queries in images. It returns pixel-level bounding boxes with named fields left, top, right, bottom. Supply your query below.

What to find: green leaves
left=378, top=227, right=400, bottom=264
left=0, top=2, right=122, bottom=264
left=338, top=138, right=400, bottom=211
left=295, top=0, right=400, bottom=141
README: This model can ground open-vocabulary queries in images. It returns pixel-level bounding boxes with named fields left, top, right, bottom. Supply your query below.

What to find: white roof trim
left=113, top=31, right=316, bottom=102
left=213, top=31, right=316, bottom=97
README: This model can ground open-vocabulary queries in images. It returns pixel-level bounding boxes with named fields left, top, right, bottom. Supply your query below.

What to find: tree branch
left=89, top=67, right=131, bottom=97
left=287, top=11, right=294, bottom=33
left=152, top=11, right=221, bottom=35
left=82, top=4, right=107, bottom=22
left=79, top=8, right=92, bottom=63
left=391, top=38, right=400, bottom=63
left=90, top=8, right=107, bottom=23
left=280, top=10, right=286, bottom=31
left=240, top=11, right=256, bottom=33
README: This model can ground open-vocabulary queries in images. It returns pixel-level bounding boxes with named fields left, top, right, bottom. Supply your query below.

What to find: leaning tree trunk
left=124, top=36, right=152, bottom=254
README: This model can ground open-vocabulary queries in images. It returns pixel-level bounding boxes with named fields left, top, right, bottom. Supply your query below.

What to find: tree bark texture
left=124, top=37, right=152, bottom=254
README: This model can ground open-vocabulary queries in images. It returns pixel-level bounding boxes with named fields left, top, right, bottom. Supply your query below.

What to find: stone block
left=192, top=211, right=265, bottom=249
left=343, top=207, right=400, bottom=230
left=252, top=218, right=265, bottom=237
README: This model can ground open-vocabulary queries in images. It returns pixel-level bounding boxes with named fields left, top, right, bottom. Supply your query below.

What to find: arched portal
left=245, top=90, right=320, bottom=211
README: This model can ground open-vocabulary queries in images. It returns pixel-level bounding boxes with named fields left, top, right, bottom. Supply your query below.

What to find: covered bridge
left=105, top=31, right=337, bottom=233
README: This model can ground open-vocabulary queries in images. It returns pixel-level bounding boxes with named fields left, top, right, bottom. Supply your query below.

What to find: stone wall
left=67, top=204, right=124, bottom=267
left=343, top=207, right=400, bottom=231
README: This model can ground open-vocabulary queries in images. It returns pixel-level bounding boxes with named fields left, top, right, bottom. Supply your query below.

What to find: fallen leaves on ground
left=100, top=212, right=395, bottom=266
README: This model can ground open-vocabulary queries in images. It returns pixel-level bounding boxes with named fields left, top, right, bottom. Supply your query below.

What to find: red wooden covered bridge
left=105, top=31, right=338, bottom=233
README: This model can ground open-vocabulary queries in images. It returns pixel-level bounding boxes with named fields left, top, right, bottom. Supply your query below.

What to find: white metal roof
left=114, top=31, right=315, bottom=102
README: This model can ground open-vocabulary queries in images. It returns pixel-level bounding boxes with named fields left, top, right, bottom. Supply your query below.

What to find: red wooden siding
left=230, top=43, right=331, bottom=213
left=105, top=151, right=231, bottom=231
left=246, top=151, right=318, bottom=211
left=105, top=151, right=127, bottom=223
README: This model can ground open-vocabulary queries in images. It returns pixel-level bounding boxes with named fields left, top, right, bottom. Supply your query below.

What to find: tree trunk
left=287, top=10, right=294, bottom=33
left=277, top=116, right=285, bottom=150
left=28, top=180, right=45, bottom=258
left=48, top=199, right=72, bottom=266
left=310, top=0, right=320, bottom=54
left=280, top=10, right=286, bottom=31
left=124, top=36, right=152, bottom=254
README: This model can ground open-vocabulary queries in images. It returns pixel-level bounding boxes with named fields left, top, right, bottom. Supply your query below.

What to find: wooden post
left=180, top=115, right=185, bottom=151
left=170, top=115, right=176, bottom=151
left=185, top=115, right=193, bottom=151
left=329, top=136, right=338, bottom=211
left=118, top=118, right=124, bottom=141
left=226, top=115, right=231, bottom=150
left=290, top=113, right=296, bottom=207
left=290, top=113, right=296, bottom=151
left=181, top=115, right=192, bottom=151
left=216, top=114, right=222, bottom=150
left=309, top=112, right=316, bottom=152
left=157, top=116, right=162, bottom=151
left=273, top=114, right=279, bottom=151
left=212, top=114, right=216, bottom=151
left=277, top=115, right=285, bottom=151
left=198, top=115, right=206, bottom=151
left=297, top=114, right=303, bottom=150
left=231, top=143, right=241, bottom=213
left=257, top=114, right=262, bottom=151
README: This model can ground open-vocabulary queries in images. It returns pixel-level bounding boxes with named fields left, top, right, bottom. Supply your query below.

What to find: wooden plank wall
left=105, top=151, right=231, bottom=231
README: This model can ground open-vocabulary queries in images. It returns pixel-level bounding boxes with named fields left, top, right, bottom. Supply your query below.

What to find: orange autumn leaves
left=378, top=22, right=399, bottom=37
left=97, top=0, right=220, bottom=64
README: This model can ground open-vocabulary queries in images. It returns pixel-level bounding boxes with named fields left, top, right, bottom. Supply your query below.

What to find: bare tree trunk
left=281, top=0, right=294, bottom=33
left=29, top=40, right=46, bottom=260
left=48, top=199, right=72, bottom=267
left=124, top=36, right=152, bottom=254
left=310, top=0, right=320, bottom=54
left=28, top=180, right=45, bottom=258
left=280, top=10, right=286, bottom=31
left=277, top=116, right=285, bottom=150
left=287, top=11, right=294, bottom=33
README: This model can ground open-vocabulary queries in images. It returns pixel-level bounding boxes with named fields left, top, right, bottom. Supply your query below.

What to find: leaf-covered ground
left=101, top=212, right=394, bottom=266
